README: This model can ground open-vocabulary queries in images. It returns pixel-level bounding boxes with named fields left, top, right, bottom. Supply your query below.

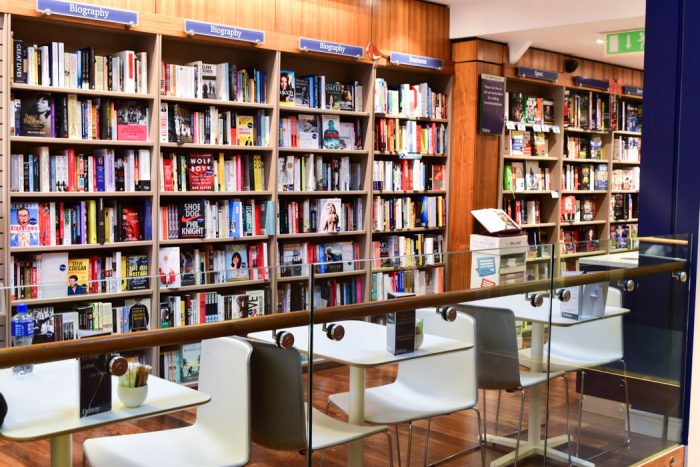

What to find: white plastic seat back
left=393, top=309, right=477, bottom=407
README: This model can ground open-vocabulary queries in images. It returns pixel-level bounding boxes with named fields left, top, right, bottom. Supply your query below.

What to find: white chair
left=518, top=287, right=631, bottom=457
left=246, top=338, right=394, bottom=465
left=328, top=308, right=485, bottom=467
left=83, top=337, right=252, bottom=467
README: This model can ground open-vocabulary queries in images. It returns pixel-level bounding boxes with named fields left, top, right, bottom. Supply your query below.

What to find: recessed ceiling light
left=596, top=39, right=605, bottom=44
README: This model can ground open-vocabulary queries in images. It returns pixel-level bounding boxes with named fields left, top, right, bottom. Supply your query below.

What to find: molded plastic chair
left=455, top=304, right=572, bottom=466
left=328, top=309, right=485, bottom=467
left=83, top=337, right=253, bottom=467
left=518, top=287, right=630, bottom=457
left=246, top=338, right=394, bottom=465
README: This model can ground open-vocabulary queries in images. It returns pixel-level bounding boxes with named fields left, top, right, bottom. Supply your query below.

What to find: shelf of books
left=499, top=75, right=642, bottom=278
left=0, top=15, right=7, bottom=346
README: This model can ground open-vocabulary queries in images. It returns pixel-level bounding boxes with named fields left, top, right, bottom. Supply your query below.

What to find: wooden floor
left=0, top=365, right=676, bottom=466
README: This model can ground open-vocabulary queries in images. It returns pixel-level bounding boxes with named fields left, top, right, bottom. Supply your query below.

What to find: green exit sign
left=606, top=29, right=645, bottom=55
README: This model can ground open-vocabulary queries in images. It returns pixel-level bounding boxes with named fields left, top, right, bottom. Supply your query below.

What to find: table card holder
left=386, top=292, right=416, bottom=355
left=560, top=272, right=609, bottom=320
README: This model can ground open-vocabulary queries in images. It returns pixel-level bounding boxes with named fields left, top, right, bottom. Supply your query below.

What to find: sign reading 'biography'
left=479, top=74, right=506, bottom=135
left=184, top=19, right=265, bottom=44
left=36, top=0, right=139, bottom=26
left=299, top=38, right=363, bottom=59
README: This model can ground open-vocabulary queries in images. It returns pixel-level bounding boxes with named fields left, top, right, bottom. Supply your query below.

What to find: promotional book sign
left=37, top=0, right=139, bottom=26
left=386, top=292, right=416, bottom=355
left=79, top=353, right=112, bottom=418
left=479, top=74, right=505, bottom=135
left=184, top=19, right=265, bottom=44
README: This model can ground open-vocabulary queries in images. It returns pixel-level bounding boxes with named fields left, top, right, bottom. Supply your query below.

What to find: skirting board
left=582, top=395, right=682, bottom=442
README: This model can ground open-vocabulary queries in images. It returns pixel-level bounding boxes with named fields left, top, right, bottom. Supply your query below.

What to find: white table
left=249, top=319, right=472, bottom=467
left=0, top=359, right=210, bottom=467
left=468, top=295, right=629, bottom=467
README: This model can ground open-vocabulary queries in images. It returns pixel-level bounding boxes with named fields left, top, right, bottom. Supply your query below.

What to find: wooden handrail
left=0, top=260, right=687, bottom=369
left=637, top=236, right=690, bottom=246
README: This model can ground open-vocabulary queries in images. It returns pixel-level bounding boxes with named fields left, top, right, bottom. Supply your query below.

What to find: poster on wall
left=479, top=74, right=506, bottom=135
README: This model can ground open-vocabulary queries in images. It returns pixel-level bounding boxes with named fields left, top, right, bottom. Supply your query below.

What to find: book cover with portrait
left=225, top=244, right=249, bottom=281
left=116, top=100, right=149, bottom=141
left=317, top=198, right=343, bottom=233
left=10, top=202, right=40, bottom=247
left=279, top=70, right=295, bottom=106
left=159, top=247, right=181, bottom=289
left=20, top=93, right=52, bottom=137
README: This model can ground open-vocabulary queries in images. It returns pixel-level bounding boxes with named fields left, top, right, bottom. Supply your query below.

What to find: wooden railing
left=0, top=259, right=687, bottom=369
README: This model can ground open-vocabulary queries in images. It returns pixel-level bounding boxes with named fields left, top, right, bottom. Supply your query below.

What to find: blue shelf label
left=390, top=52, right=443, bottom=70
left=574, top=76, right=610, bottom=91
left=299, top=38, right=363, bottom=59
left=36, top=0, right=139, bottom=26
left=517, top=66, right=558, bottom=82
left=184, top=19, right=265, bottom=44
left=623, top=86, right=643, bottom=97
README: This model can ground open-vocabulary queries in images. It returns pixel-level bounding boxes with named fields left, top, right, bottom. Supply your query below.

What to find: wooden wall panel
left=372, top=0, right=450, bottom=64
left=157, top=0, right=275, bottom=32
left=274, top=0, right=371, bottom=47
left=74, top=0, right=156, bottom=12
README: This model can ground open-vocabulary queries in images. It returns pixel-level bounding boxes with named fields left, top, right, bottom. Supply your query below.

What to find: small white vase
left=118, top=385, right=148, bottom=408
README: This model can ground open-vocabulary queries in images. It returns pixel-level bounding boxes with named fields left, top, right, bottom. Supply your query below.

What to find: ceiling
left=433, top=0, right=646, bottom=70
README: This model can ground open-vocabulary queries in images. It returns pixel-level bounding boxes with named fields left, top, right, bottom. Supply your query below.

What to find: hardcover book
left=116, top=101, right=149, bottom=141
left=187, top=154, right=214, bottom=191
left=321, top=115, right=341, bottom=149
left=581, top=197, right=595, bottom=221
left=21, top=93, right=52, bottom=137
left=180, top=342, right=201, bottom=383
left=201, top=63, right=217, bottom=99
left=236, top=115, right=255, bottom=146
left=121, top=206, right=142, bottom=241
left=325, top=81, right=342, bottom=110
left=180, top=250, right=196, bottom=286
left=173, top=105, right=193, bottom=143
left=280, top=243, right=304, bottom=277
left=298, top=114, right=320, bottom=149
left=126, top=298, right=150, bottom=332
left=32, top=307, right=55, bottom=344
left=225, top=244, right=249, bottom=281
left=179, top=200, right=206, bottom=239
left=279, top=70, right=295, bottom=105
left=318, top=198, right=343, bottom=232
left=322, top=242, right=344, bottom=273
left=246, top=289, right=266, bottom=317
left=338, top=122, right=356, bottom=150
left=340, top=83, right=354, bottom=111
left=40, top=252, right=69, bottom=298
left=67, top=258, right=90, bottom=295
left=79, top=353, right=112, bottom=417
left=127, top=255, right=149, bottom=290
left=294, top=77, right=310, bottom=107
left=159, top=247, right=181, bottom=289
left=10, top=202, right=40, bottom=247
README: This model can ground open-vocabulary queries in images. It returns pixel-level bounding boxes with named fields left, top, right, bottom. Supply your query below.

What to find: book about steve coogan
left=10, top=202, right=40, bottom=247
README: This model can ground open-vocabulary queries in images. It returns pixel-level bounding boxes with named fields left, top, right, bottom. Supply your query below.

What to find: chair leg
left=482, top=388, right=488, bottom=444
left=384, top=429, right=395, bottom=467
left=494, top=389, right=502, bottom=436
left=325, top=399, right=332, bottom=415
left=621, top=359, right=632, bottom=447
left=475, top=408, right=486, bottom=467
left=514, top=390, right=525, bottom=466
left=395, top=424, right=403, bottom=467
left=564, top=375, right=572, bottom=466
left=82, top=452, right=87, bottom=467
left=407, top=422, right=414, bottom=467
left=423, top=409, right=485, bottom=467
left=423, top=418, right=433, bottom=467
left=576, top=370, right=586, bottom=458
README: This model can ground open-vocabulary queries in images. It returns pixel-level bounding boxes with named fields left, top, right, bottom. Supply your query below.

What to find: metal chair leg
left=407, top=422, right=414, bottom=467
left=577, top=370, right=586, bottom=458
left=514, top=390, right=525, bottom=466
left=325, top=399, right=332, bottom=415
left=423, top=418, right=433, bottom=466
left=482, top=388, right=488, bottom=444
left=475, top=407, right=486, bottom=467
left=621, top=359, right=632, bottom=447
left=564, top=375, right=572, bottom=466
left=395, top=424, right=402, bottom=467
left=494, top=389, right=502, bottom=436
left=385, top=429, right=395, bottom=467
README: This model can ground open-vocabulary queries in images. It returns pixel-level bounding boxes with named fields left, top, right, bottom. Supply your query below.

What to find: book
left=298, top=114, right=320, bottom=149
left=280, top=70, right=295, bottom=105
left=295, top=77, right=310, bottom=107
left=32, top=307, right=55, bottom=344
left=173, top=105, right=193, bottom=143
left=67, top=258, right=90, bottom=295
left=187, top=154, right=214, bottom=191
left=525, top=161, right=540, bottom=191
left=321, top=115, right=341, bottom=149
left=10, top=202, right=40, bottom=247
left=159, top=247, right=181, bottom=289
left=326, top=81, right=342, bottom=110
left=116, top=101, right=148, bottom=141
left=225, top=244, right=249, bottom=280
left=180, top=250, right=196, bottom=286
left=281, top=243, right=305, bottom=277
left=581, top=197, right=595, bottom=221
left=127, top=255, right=149, bottom=290
left=246, top=289, right=266, bottom=316
left=236, top=115, right=255, bottom=146
left=21, top=93, right=52, bottom=137
left=179, top=200, right=206, bottom=239
left=126, top=298, right=150, bottom=331
left=180, top=342, right=201, bottom=382
left=79, top=353, right=112, bottom=417
left=121, top=206, right=142, bottom=241
left=338, top=122, right=356, bottom=150
left=39, top=252, right=69, bottom=298
left=470, top=208, right=521, bottom=234
left=318, top=198, right=343, bottom=232
left=340, top=83, right=354, bottom=111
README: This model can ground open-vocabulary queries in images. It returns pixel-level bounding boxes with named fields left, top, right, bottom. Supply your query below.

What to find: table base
left=51, top=434, right=72, bottom=467
left=485, top=433, right=594, bottom=467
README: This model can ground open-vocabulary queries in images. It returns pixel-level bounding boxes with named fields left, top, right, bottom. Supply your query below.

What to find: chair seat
left=310, top=406, right=389, bottom=450
left=518, top=369, right=566, bottom=388
left=519, top=347, right=621, bottom=372
left=83, top=425, right=248, bottom=467
left=328, top=381, right=478, bottom=425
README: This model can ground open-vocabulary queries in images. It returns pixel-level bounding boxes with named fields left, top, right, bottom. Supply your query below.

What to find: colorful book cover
left=225, top=244, right=249, bottom=281
left=246, top=289, right=266, bottom=317
left=338, top=122, right=356, bottom=150
left=67, top=258, right=90, bottom=295
left=201, top=63, right=217, bottom=99
left=179, top=200, right=206, bottom=239
left=127, top=255, right=149, bottom=290
left=180, top=342, right=201, bottom=382
left=298, top=114, right=320, bottom=149
left=294, top=77, right=310, bottom=107
left=116, top=101, right=149, bottom=141
left=173, top=104, right=193, bottom=143
left=159, top=247, right=181, bottom=289
left=280, top=243, right=304, bottom=277
left=126, top=298, right=151, bottom=332
left=32, top=307, right=55, bottom=344
left=325, top=81, right=342, bottom=110
left=318, top=198, right=343, bottom=232
left=230, top=294, right=249, bottom=319
left=187, top=153, right=214, bottom=191
left=10, top=202, right=40, bottom=247
left=121, top=206, right=141, bottom=241
left=236, top=115, right=255, bottom=146
left=21, top=93, right=52, bottom=137
left=321, top=115, right=341, bottom=149
left=279, top=70, right=295, bottom=106
left=322, top=242, right=344, bottom=273
left=340, top=83, right=354, bottom=111
left=180, top=250, right=196, bottom=286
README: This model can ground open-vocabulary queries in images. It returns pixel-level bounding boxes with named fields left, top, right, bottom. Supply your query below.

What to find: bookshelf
left=0, top=13, right=454, bottom=383
left=498, top=75, right=642, bottom=278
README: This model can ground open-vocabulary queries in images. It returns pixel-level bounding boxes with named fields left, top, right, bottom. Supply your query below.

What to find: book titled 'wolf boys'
left=187, top=154, right=214, bottom=191
left=179, top=200, right=206, bottom=239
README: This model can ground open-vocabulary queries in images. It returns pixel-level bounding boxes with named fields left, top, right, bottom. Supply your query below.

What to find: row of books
left=561, top=228, right=602, bottom=254
left=503, top=198, right=543, bottom=226
left=161, top=344, right=201, bottom=384
left=10, top=200, right=151, bottom=247
left=370, top=267, right=444, bottom=301
left=610, top=96, right=642, bottom=133
left=161, top=62, right=266, bottom=103
left=278, top=114, right=361, bottom=150
left=160, top=289, right=268, bottom=327
left=158, top=243, right=269, bottom=288
left=562, top=163, right=608, bottom=191
left=526, top=261, right=551, bottom=281
left=10, top=251, right=149, bottom=300
left=508, top=131, right=548, bottom=157
left=161, top=153, right=264, bottom=192
left=372, top=160, right=445, bottom=192
left=610, top=224, right=639, bottom=250
left=565, top=135, right=603, bottom=159
left=561, top=195, right=597, bottom=222
left=160, top=199, right=274, bottom=240
left=612, top=167, right=641, bottom=191
left=564, top=90, right=610, bottom=131
left=612, top=136, right=641, bottom=162
left=11, top=94, right=148, bottom=140
left=27, top=300, right=152, bottom=344
left=161, top=104, right=270, bottom=146
left=611, top=193, right=639, bottom=221
left=374, top=118, right=448, bottom=155
left=277, top=277, right=364, bottom=312
left=503, top=161, right=552, bottom=192
left=507, top=93, right=555, bottom=125
left=279, top=71, right=363, bottom=111
left=374, top=79, right=447, bottom=120
left=10, top=148, right=151, bottom=193
left=12, top=40, right=146, bottom=94
left=278, top=198, right=363, bottom=235
left=279, top=241, right=360, bottom=277
left=372, top=195, right=446, bottom=232
left=278, top=154, right=362, bottom=192
left=371, top=234, right=444, bottom=269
